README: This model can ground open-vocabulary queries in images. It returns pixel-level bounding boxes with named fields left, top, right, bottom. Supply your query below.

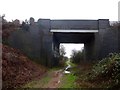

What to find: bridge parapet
left=51, top=20, right=99, bottom=30
left=98, top=19, right=110, bottom=29
left=50, top=19, right=110, bottom=33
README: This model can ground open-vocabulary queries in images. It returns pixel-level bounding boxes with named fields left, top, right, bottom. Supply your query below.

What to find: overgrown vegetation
left=77, top=53, right=120, bottom=88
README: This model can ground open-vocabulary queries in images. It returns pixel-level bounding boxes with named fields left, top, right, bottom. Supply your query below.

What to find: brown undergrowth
left=2, top=44, right=47, bottom=88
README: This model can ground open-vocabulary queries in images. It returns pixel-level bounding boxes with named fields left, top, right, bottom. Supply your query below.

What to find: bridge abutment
left=84, top=19, right=118, bottom=61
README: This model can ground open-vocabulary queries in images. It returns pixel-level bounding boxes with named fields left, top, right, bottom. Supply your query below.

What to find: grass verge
left=59, top=74, right=77, bottom=88
left=59, top=60, right=78, bottom=88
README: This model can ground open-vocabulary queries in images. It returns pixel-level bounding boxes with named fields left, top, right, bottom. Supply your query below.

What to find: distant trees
left=110, top=21, right=120, bottom=30
left=70, top=48, right=84, bottom=64
left=21, top=17, right=35, bottom=31
left=59, top=45, right=68, bottom=66
left=21, top=21, right=29, bottom=31
left=60, top=45, right=66, bottom=58
left=29, top=17, right=35, bottom=25
left=59, top=45, right=67, bottom=61
left=1, top=14, right=7, bottom=24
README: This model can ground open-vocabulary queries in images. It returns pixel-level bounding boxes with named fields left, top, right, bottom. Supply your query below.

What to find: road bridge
left=9, top=19, right=119, bottom=67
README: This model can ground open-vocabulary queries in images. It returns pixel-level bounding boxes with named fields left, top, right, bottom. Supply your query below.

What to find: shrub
left=87, top=53, right=120, bottom=88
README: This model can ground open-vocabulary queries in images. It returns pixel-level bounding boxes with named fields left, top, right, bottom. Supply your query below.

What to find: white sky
left=0, top=0, right=119, bottom=21
left=0, top=0, right=119, bottom=57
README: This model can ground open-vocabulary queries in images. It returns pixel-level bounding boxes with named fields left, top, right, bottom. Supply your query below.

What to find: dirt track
left=45, top=70, right=63, bottom=88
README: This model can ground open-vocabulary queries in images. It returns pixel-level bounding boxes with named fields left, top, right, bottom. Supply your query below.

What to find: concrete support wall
left=37, top=19, right=54, bottom=67
left=84, top=19, right=119, bottom=61
left=8, top=19, right=54, bottom=67
left=98, top=29, right=118, bottom=59
left=84, top=38, right=95, bottom=61
left=97, top=19, right=118, bottom=59
left=53, top=35, right=60, bottom=65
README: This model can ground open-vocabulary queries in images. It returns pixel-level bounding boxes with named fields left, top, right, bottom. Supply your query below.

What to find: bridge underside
left=52, top=32, right=97, bottom=63
left=53, top=32, right=95, bottom=43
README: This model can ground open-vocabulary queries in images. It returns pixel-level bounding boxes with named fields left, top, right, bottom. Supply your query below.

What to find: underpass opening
left=60, top=43, right=84, bottom=59
left=60, top=43, right=84, bottom=73
left=52, top=31, right=96, bottom=65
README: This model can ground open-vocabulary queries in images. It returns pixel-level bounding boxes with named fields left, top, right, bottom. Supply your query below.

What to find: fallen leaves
left=2, top=44, right=47, bottom=88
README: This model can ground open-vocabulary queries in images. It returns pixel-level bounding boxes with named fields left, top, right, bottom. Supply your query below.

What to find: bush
left=87, top=53, right=120, bottom=88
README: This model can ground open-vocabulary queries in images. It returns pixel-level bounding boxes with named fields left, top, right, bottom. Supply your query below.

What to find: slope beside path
left=2, top=44, right=47, bottom=88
